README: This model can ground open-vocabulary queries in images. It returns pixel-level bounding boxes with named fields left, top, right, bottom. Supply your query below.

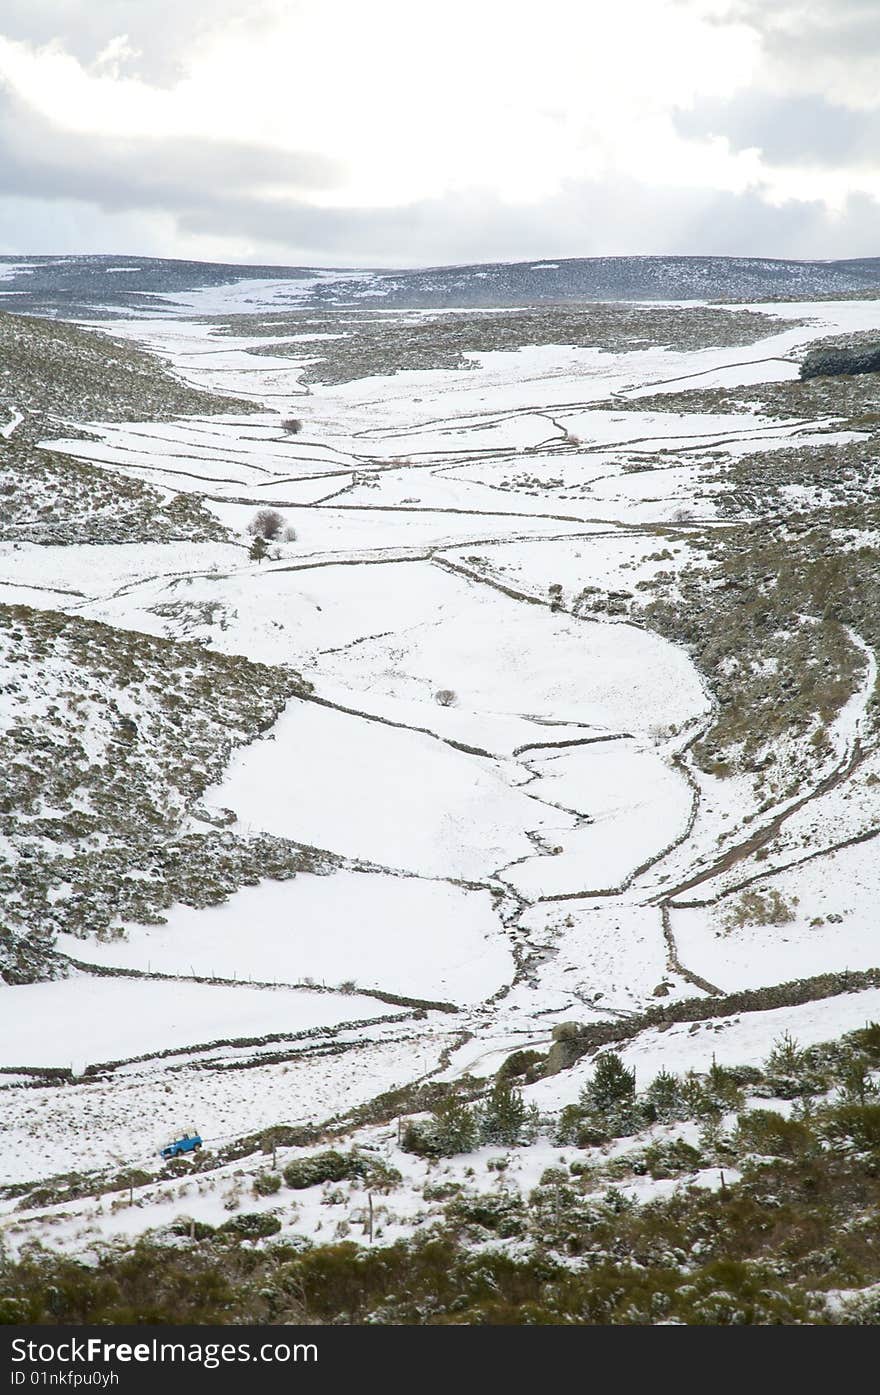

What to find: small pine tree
left=839, top=1057, right=876, bottom=1105
left=431, top=1094, right=478, bottom=1155
left=480, top=1080, right=527, bottom=1147
left=850, top=1022, right=880, bottom=1063
left=764, top=1029, right=817, bottom=1098
left=766, top=1031, right=804, bottom=1076
left=705, top=1058, right=743, bottom=1111
left=582, top=1052, right=636, bottom=1112
left=679, top=1072, right=712, bottom=1119
left=249, top=535, right=269, bottom=564
left=401, top=1093, right=478, bottom=1158
left=646, top=1068, right=683, bottom=1121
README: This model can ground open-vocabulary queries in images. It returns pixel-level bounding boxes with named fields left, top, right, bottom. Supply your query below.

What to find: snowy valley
left=3, top=256, right=880, bottom=1323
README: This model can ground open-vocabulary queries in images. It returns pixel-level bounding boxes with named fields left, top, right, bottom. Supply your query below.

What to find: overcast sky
left=0, top=0, right=877, bottom=266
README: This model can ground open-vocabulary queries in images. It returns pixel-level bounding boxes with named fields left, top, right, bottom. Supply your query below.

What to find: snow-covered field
left=210, top=697, right=567, bottom=880
left=5, top=283, right=880, bottom=1257
left=671, top=836, right=880, bottom=992
left=58, top=870, right=510, bottom=1005
left=0, top=977, right=386, bottom=1073
left=0, top=1027, right=436, bottom=1186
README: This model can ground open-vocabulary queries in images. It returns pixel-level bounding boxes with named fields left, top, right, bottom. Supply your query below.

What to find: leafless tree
left=248, top=508, right=285, bottom=540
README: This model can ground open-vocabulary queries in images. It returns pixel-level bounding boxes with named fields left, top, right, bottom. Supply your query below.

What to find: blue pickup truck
left=160, top=1128, right=203, bottom=1160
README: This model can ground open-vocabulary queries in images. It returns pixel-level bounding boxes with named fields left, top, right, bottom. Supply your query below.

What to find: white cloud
left=0, top=0, right=873, bottom=261
left=0, top=2, right=760, bottom=201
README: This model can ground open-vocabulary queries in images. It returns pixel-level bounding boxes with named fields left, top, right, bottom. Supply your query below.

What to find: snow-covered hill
left=2, top=251, right=880, bottom=319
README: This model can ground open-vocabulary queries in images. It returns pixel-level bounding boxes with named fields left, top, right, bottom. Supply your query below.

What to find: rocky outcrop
left=544, top=1021, right=587, bottom=1076
left=801, top=344, right=880, bottom=380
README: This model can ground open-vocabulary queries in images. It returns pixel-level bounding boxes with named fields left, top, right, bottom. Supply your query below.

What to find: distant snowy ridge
left=1, top=252, right=880, bottom=318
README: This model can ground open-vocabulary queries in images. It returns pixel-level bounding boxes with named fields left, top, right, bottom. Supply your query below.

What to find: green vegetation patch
left=213, top=303, right=801, bottom=387
left=0, top=435, right=229, bottom=546
left=0, top=310, right=260, bottom=545
left=0, top=602, right=327, bottom=977
left=0, top=311, right=256, bottom=424
left=626, top=523, right=869, bottom=781
left=5, top=1024, right=880, bottom=1324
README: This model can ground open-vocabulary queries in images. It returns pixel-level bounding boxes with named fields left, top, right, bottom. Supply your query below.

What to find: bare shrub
left=281, top=417, right=303, bottom=434
left=722, top=889, right=798, bottom=933
left=248, top=508, right=285, bottom=540
left=282, top=525, right=297, bottom=542
left=434, top=689, right=457, bottom=707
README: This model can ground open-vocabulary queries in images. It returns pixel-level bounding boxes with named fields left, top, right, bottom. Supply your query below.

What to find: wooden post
left=368, top=1192, right=374, bottom=1245
left=129, top=1185, right=133, bottom=1208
